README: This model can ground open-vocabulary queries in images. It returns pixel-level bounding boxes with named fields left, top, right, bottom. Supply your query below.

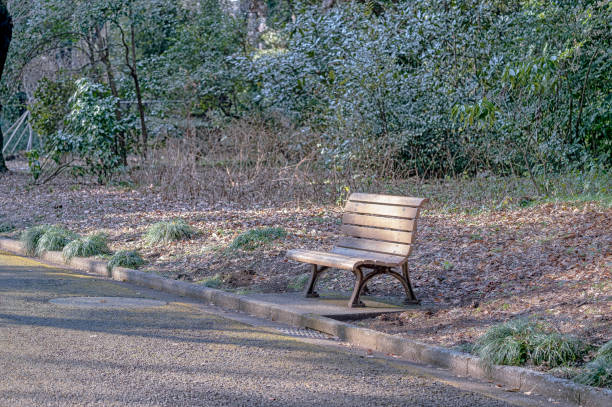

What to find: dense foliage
left=251, top=1, right=611, bottom=179
left=2, top=0, right=610, bottom=185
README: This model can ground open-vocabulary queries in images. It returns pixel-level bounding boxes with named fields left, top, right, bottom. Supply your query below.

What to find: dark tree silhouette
left=0, top=1, right=12, bottom=172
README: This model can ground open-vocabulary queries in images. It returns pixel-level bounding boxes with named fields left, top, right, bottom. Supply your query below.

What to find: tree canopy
left=0, top=0, right=610, bottom=186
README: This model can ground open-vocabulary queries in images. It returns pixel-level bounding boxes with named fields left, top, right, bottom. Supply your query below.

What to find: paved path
left=0, top=253, right=560, bottom=406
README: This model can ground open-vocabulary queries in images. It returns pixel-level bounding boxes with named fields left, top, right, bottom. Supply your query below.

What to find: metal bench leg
left=401, top=264, right=419, bottom=304
left=349, top=267, right=366, bottom=308
left=304, top=264, right=323, bottom=298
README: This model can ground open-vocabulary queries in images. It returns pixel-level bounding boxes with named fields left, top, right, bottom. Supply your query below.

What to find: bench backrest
left=331, top=193, right=428, bottom=263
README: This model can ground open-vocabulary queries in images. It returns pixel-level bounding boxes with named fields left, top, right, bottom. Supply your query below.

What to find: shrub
left=475, top=319, right=586, bottom=368
left=144, top=219, right=195, bottom=245
left=62, top=233, right=111, bottom=262
left=107, top=250, right=145, bottom=271
left=229, top=227, right=287, bottom=251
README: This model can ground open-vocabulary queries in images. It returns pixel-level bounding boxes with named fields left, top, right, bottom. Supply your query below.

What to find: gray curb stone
left=1, top=237, right=610, bottom=406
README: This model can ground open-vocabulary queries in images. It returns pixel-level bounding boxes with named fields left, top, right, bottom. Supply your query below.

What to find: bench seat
left=287, top=248, right=405, bottom=270
left=286, top=193, right=428, bottom=308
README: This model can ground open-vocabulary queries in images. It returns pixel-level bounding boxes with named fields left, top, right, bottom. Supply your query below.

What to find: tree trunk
left=97, top=24, right=127, bottom=166
left=246, top=0, right=267, bottom=49
left=130, top=21, right=148, bottom=160
left=0, top=2, right=12, bottom=173
left=117, top=13, right=149, bottom=161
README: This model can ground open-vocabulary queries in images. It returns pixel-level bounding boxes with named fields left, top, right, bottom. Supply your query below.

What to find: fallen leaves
left=1, top=164, right=610, bottom=350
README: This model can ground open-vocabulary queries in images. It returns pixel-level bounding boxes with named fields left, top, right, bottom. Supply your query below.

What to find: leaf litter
left=0, top=165, right=610, bottom=355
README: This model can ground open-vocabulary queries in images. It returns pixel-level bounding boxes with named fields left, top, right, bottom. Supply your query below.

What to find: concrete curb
left=1, top=237, right=610, bottom=406
left=0, top=237, right=111, bottom=277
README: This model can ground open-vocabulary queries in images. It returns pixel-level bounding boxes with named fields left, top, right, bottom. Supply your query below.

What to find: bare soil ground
left=1, top=160, right=610, bottom=352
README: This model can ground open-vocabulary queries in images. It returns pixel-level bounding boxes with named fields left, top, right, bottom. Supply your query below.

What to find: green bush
left=229, top=227, right=287, bottom=251
left=475, top=319, right=586, bottom=367
left=34, top=226, right=77, bottom=255
left=27, top=78, right=131, bottom=183
left=252, top=1, right=610, bottom=178
left=145, top=219, right=195, bottom=245
left=107, top=250, right=145, bottom=271
left=28, top=76, right=76, bottom=139
left=62, top=233, right=111, bottom=262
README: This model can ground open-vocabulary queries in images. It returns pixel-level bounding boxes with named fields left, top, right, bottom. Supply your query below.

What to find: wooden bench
left=287, top=193, right=428, bottom=308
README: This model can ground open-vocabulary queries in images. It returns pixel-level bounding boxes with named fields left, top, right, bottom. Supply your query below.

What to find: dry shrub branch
left=132, top=120, right=327, bottom=205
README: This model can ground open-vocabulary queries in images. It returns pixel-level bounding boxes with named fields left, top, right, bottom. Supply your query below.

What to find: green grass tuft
left=475, top=319, right=536, bottom=366
left=0, top=222, right=15, bottom=233
left=22, top=225, right=77, bottom=256
left=595, top=340, right=612, bottom=362
left=145, top=219, right=195, bottom=245
left=21, top=225, right=51, bottom=255
left=36, top=226, right=77, bottom=255
left=287, top=273, right=310, bottom=291
left=530, top=333, right=586, bottom=368
left=229, top=227, right=287, bottom=251
left=62, top=233, right=111, bottom=262
left=107, top=250, right=145, bottom=271
left=574, top=358, right=612, bottom=389
left=572, top=340, right=612, bottom=388
left=475, top=319, right=586, bottom=368
left=198, top=273, right=224, bottom=289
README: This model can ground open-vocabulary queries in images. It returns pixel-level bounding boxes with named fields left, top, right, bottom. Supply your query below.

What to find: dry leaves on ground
left=1, top=162, right=610, bottom=350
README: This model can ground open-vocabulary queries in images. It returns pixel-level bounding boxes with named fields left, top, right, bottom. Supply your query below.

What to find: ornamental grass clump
left=21, top=225, right=51, bottom=255
left=574, top=340, right=612, bottom=389
left=530, top=332, right=586, bottom=368
left=21, top=225, right=77, bottom=256
left=0, top=222, right=15, bottom=233
left=198, top=273, right=223, bottom=288
left=575, top=358, right=612, bottom=388
left=62, top=233, right=111, bottom=262
left=36, top=226, right=77, bottom=255
left=145, top=219, right=195, bottom=245
left=475, top=319, right=536, bottom=366
left=287, top=273, right=310, bottom=291
left=229, top=227, right=287, bottom=251
left=107, top=250, right=145, bottom=271
left=475, top=319, right=586, bottom=368
left=595, top=340, right=612, bottom=363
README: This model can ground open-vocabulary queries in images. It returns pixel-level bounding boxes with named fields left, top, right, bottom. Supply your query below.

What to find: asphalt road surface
left=0, top=252, right=565, bottom=407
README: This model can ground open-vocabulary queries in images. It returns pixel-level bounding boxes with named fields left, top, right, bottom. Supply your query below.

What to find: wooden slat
left=287, top=249, right=360, bottom=270
left=343, top=213, right=416, bottom=232
left=331, top=247, right=405, bottom=266
left=344, top=201, right=419, bottom=219
left=336, top=237, right=411, bottom=256
left=349, top=193, right=428, bottom=208
left=341, top=224, right=413, bottom=244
